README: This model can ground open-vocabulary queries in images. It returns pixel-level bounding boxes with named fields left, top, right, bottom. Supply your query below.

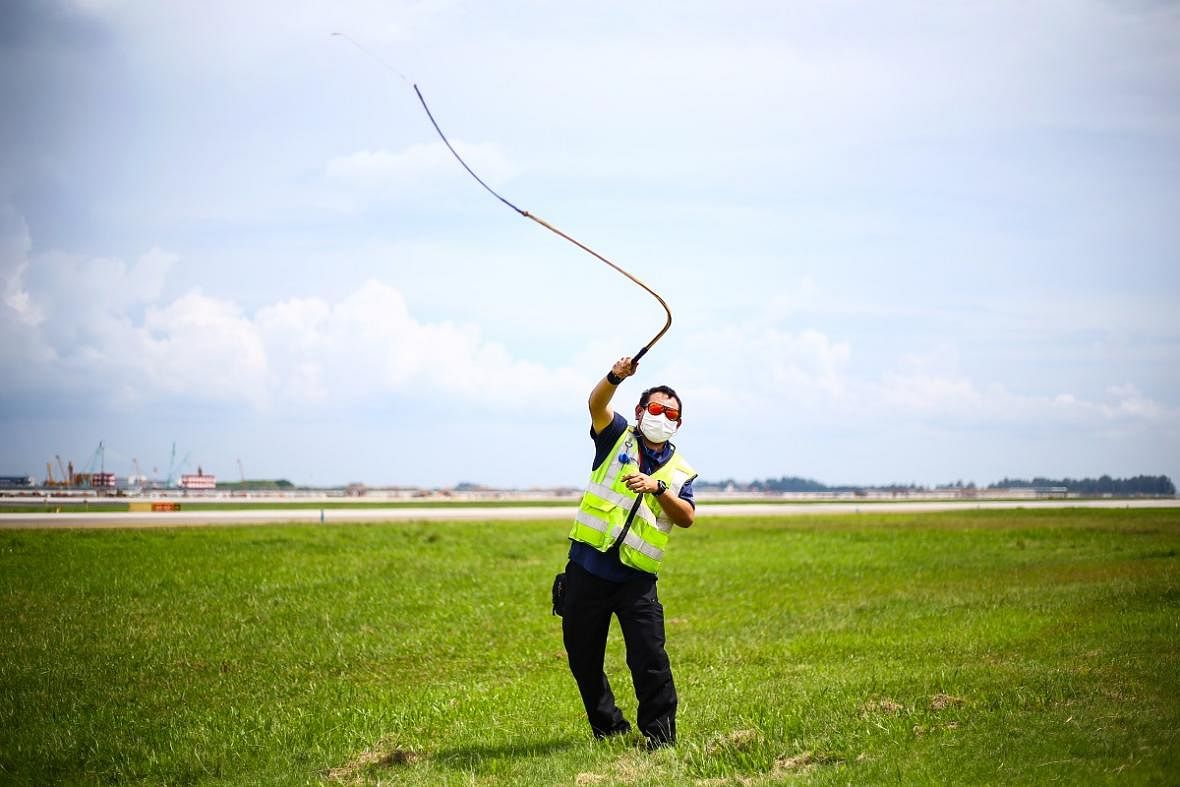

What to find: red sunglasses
left=643, top=401, right=681, bottom=421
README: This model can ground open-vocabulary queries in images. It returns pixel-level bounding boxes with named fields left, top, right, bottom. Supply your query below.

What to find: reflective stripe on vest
left=586, top=481, right=673, bottom=535
left=572, top=509, right=665, bottom=562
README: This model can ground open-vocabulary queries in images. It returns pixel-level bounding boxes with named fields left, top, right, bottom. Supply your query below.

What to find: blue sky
left=2, top=1, right=1177, bottom=488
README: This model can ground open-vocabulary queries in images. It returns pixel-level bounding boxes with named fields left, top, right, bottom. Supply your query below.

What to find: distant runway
left=1, top=498, right=1177, bottom=529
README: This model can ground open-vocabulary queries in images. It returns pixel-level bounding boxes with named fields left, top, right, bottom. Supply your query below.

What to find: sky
left=1, top=0, right=1178, bottom=489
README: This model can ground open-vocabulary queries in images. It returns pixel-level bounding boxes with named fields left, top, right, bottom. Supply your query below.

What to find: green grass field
left=1, top=508, right=1177, bottom=785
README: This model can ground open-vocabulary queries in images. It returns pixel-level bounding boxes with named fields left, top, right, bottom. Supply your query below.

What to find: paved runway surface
left=1, top=499, right=1176, bottom=529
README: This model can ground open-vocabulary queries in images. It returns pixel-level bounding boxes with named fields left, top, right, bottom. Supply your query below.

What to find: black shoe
left=645, top=736, right=675, bottom=750
left=594, top=721, right=632, bottom=740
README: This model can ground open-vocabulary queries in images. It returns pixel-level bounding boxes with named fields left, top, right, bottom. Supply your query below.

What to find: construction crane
left=237, top=458, right=245, bottom=483
left=45, top=462, right=56, bottom=488
left=79, top=441, right=105, bottom=488
left=55, top=456, right=69, bottom=489
left=67, top=441, right=106, bottom=489
left=166, top=444, right=192, bottom=488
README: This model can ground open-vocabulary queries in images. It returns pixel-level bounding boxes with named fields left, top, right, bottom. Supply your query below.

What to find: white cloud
left=0, top=204, right=40, bottom=326
left=5, top=192, right=1174, bottom=449
left=1049, top=383, right=1170, bottom=423
left=664, top=321, right=853, bottom=414
left=664, top=313, right=1176, bottom=437
left=877, top=370, right=987, bottom=415
left=3, top=225, right=585, bottom=412
left=255, top=279, right=581, bottom=410
left=325, top=141, right=516, bottom=193
left=1103, top=384, right=1163, bottom=420
left=16, top=247, right=176, bottom=361
left=140, top=291, right=271, bottom=408
left=872, top=366, right=1175, bottom=428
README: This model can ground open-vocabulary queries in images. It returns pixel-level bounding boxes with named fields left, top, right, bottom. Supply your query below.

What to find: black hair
left=638, top=385, right=682, bottom=418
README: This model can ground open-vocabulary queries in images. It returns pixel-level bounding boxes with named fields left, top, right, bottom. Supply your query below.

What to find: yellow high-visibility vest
left=569, top=427, right=696, bottom=574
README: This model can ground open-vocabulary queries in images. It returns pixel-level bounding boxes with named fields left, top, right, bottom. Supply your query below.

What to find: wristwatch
left=655, top=480, right=669, bottom=497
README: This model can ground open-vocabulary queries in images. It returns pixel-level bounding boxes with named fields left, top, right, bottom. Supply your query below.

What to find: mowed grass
left=1, top=508, right=1177, bottom=785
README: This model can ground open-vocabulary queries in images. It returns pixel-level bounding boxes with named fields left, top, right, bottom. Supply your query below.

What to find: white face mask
left=638, top=412, right=679, bottom=444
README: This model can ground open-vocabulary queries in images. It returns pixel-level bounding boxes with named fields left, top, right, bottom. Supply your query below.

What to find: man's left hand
left=622, top=472, right=660, bottom=494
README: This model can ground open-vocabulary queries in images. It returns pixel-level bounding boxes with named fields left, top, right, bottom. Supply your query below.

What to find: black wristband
left=655, top=480, right=669, bottom=497
left=606, top=371, right=625, bottom=385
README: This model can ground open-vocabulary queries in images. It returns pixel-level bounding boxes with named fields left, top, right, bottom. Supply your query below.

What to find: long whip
left=332, top=33, right=672, bottom=363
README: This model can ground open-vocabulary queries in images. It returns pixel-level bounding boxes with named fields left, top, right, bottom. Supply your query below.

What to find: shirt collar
left=632, top=426, right=674, bottom=465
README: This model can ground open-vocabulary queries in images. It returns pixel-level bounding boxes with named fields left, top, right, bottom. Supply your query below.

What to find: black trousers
left=561, top=559, right=677, bottom=745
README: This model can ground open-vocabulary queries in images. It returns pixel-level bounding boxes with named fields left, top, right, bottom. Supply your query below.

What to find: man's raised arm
left=589, top=357, right=637, bottom=434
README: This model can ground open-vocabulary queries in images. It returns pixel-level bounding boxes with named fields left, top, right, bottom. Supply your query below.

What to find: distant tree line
left=695, top=475, right=867, bottom=493
left=216, top=479, right=294, bottom=491
left=697, top=474, right=1175, bottom=496
left=986, top=475, right=1175, bottom=496
left=696, top=475, right=948, bottom=494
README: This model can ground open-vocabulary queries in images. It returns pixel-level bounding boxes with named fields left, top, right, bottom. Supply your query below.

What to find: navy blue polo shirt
left=569, top=411, right=696, bottom=582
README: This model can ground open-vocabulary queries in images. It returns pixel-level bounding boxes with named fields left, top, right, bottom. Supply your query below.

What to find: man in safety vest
left=562, top=355, right=697, bottom=748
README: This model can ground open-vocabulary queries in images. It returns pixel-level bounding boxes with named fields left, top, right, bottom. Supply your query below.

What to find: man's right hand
left=611, top=357, right=637, bottom=381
